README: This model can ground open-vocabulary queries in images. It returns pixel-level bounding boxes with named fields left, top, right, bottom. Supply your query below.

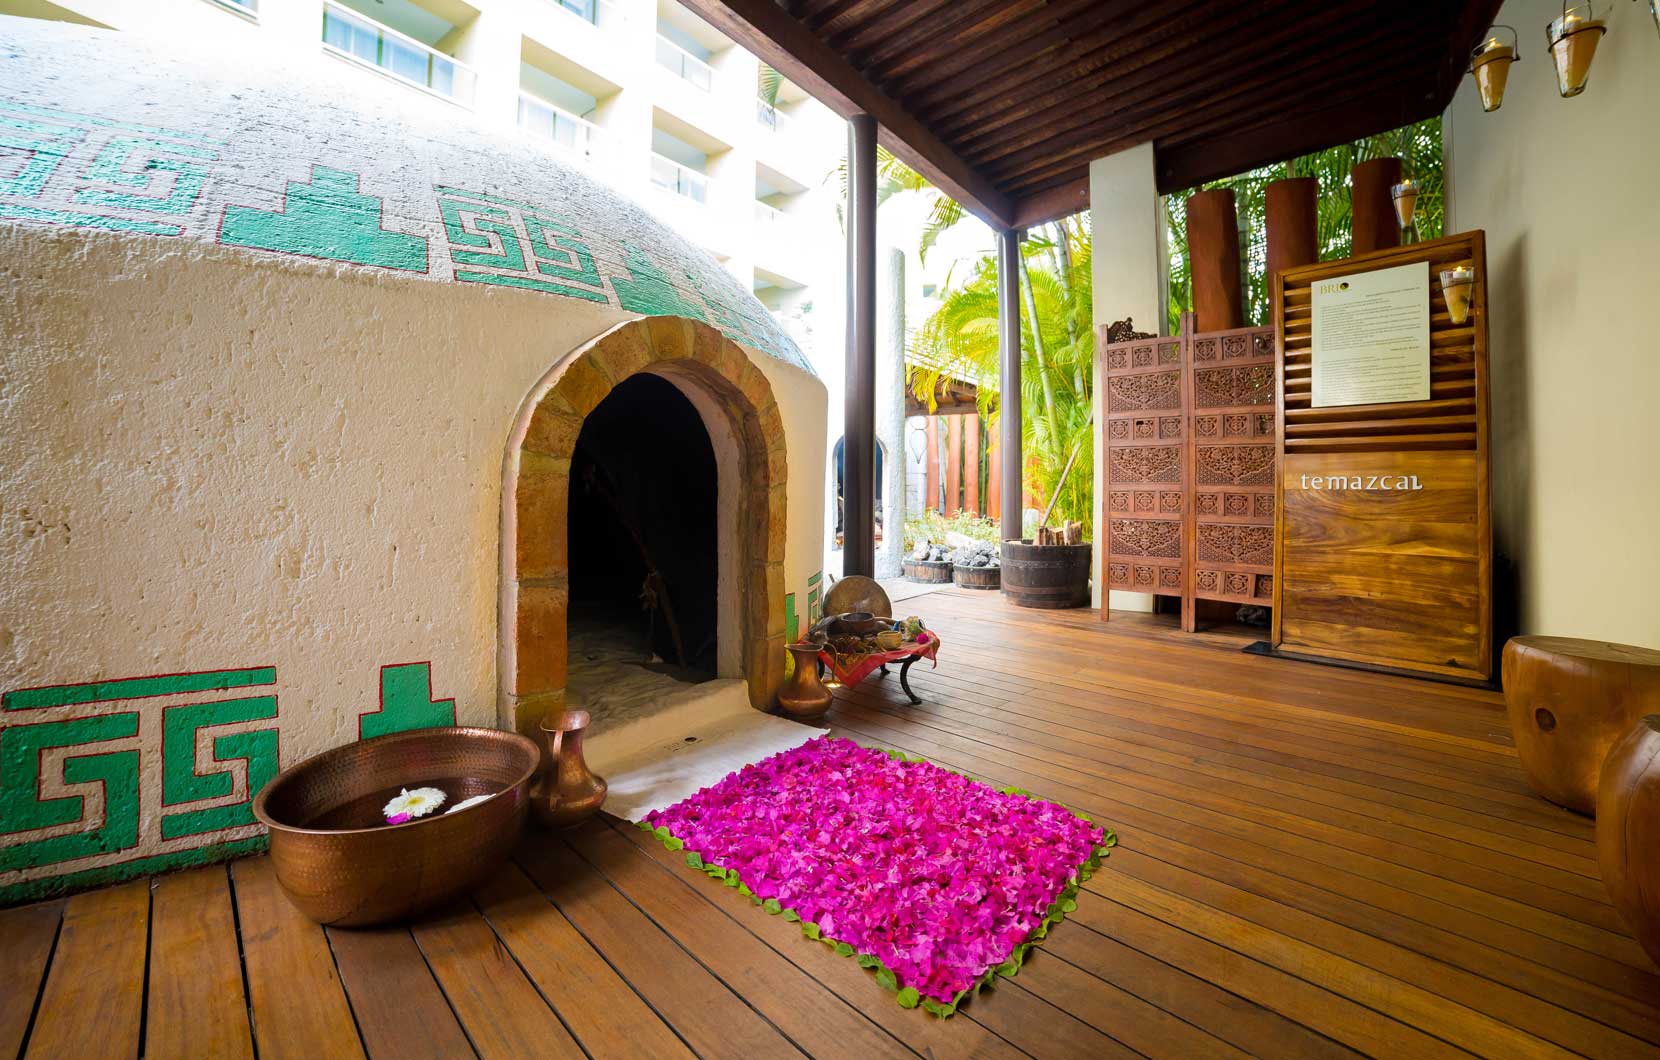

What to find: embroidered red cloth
left=817, top=632, right=941, bottom=689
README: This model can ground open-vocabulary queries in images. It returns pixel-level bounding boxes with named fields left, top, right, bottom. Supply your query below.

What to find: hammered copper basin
left=252, top=726, right=540, bottom=926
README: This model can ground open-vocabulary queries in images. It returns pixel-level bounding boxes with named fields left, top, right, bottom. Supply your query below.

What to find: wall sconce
left=1441, top=267, right=1476, bottom=325
left=1547, top=2, right=1608, bottom=96
left=1391, top=180, right=1418, bottom=242
left=1469, top=27, right=1520, bottom=111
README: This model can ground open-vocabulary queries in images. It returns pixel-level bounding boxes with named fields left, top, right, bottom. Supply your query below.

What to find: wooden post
left=963, top=415, right=981, bottom=516
left=1265, top=176, right=1319, bottom=282
left=944, top=415, right=963, bottom=516
left=1350, top=157, right=1402, bottom=254
left=987, top=423, right=1001, bottom=518
left=843, top=113, right=877, bottom=576
left=997, top=229, right=1023, bottom=544
left=924, top=416, right=940, bottom=513
left=1185, top=188, right=1244, bottom=331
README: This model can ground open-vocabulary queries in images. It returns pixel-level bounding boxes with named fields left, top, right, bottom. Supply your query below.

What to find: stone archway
left=499, top=316, right=788, bottom=736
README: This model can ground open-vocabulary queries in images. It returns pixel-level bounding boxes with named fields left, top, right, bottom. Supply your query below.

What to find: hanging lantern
left=1440, top=267, right=1476, bottom=326
left=1391, top=180, right=1418, bottom=231
left=1469, top=26, right=1520, bottom=111
left=1547, top=2, right=1608, bottom=97
left=1649, top=0, right=1660, bottom=38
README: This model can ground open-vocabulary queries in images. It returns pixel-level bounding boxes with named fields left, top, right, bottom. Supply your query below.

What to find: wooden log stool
left=1598, top=715, right=1660, bottom=968
left=1503, top=636, right=1660, bottom=813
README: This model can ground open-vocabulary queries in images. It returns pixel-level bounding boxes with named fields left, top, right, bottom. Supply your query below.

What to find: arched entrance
left=499, top=316, right=788, bottom=736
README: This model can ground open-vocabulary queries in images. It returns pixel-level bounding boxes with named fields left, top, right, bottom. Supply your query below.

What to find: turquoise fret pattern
left=0, top=100, right=221, bottom=235
left=221, top=166, right=427, bottom=271
left=437, top=185, right=608, bottom=301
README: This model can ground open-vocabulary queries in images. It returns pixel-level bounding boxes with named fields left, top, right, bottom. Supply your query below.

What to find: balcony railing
left=548, top=0, right=623, bottom=27
left=754, top=201, right=784, bottom=226
left=755, top=99, right=792, bottom=133
left=655, top=35, right=714, bottom=91
left=207, top=0, right=258, bottom=16
left=650, top=154, right=708, bottom=204
left=321, top=1, right=477, bottom=107
left=518, top=93, right=605, bottom=162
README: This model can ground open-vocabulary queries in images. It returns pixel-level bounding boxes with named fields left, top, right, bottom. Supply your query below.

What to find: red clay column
left=1265, top=176, right=1319, bottom=283
left=1185, top=188, right=1244, bottom=331
left=1350, top=157, right=1403, bottom=254
left=924, top=416, right=940, bottom=512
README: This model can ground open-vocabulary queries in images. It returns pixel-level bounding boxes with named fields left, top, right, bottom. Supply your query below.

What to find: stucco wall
left=1445, top=0, right=1660, bottom=648
left=0, top=19, right=827, bottom=902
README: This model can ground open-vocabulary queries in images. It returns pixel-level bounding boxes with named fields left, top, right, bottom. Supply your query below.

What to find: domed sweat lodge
left=5, top=3, right=1660, bottom=1057
left=0, top=18, right=827, bottom=903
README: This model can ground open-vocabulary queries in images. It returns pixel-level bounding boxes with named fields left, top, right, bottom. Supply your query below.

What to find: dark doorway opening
left=568, top=373, right=718, bottom=677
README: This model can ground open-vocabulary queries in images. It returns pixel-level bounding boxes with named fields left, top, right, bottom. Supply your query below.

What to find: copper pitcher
left=778, top=643, right=833, bottom=720
left=531, top=710, right=607, bottom=828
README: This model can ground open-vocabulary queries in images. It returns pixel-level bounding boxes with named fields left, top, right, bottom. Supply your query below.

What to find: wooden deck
left=4, top=589, right=1657, bottom=1060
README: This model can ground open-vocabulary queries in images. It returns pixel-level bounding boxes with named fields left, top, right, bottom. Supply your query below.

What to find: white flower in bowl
left=383, top=786, right=447, bottom=824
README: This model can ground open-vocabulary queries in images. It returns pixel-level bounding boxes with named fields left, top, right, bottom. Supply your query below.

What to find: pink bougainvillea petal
left=644, top=737, right=1109, bottom=1006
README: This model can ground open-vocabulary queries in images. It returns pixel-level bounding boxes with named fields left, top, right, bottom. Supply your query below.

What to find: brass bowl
left=828, top=611, right=890, bottom=636
left=824, top=574, right=893, bottom=619
left=252, top=726, right=540, bottom=927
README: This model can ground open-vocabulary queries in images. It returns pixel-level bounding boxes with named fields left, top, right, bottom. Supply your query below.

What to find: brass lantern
left=1547, top=2, right=1609, bottom=97
left=1469, top=26, right=1520, bottom=111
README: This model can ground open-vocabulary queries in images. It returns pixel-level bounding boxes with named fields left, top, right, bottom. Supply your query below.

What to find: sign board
left=1310, top=261, right=1430, bottom=407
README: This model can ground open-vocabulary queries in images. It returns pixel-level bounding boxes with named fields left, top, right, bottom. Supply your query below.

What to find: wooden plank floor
left=4, top=590, right=1657, bottom=1059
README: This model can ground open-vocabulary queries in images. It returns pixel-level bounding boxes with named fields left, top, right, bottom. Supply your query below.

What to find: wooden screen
left=1270, top=231, right=1493, bottom=683
left=1099, top=314, right=1276, bottom=630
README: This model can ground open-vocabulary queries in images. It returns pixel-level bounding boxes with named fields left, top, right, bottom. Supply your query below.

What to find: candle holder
left=1391, top=180, right=1419, bottom=243
left=1469, top=26, right=1520, bottom=112
left=1547, top=1, right=1608, bottom=97
left=1440, top=267, right=1476, bottom=326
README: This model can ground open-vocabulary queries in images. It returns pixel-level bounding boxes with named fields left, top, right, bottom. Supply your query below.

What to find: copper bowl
left=252, top=726, right=540, bottom=926
left=828, top=611, right=890, bottom=636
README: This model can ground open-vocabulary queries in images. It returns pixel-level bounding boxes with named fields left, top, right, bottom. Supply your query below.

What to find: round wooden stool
left=1503, top=636, right=1660, bottom=814
left=1598, top=715, right=1660, bottom=968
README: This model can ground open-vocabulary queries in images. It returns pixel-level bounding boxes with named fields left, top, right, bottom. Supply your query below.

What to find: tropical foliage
left=1164, top=117, right=1444, bottom=333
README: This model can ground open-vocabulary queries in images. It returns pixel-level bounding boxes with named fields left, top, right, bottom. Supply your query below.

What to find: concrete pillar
left=446, top=7, right=519, bottom=132
left=997, top=228, right=1023, bottom=545
left=1087, top=143, right=1163, bottom=612
left=875, top=247, right=906, bottom=578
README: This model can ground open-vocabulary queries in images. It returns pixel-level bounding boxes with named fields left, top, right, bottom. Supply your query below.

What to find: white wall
left=1088, top=143, right=1163, bottom=611
left=1446, top=0, right=1660, bottom=647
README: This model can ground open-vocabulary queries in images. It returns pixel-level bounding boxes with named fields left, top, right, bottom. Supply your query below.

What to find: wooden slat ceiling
left=681, top=0, right=1505, bottom=229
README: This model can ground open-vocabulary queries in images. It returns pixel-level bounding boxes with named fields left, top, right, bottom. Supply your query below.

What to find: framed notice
left=1310, top=261, right=1430, bottom=407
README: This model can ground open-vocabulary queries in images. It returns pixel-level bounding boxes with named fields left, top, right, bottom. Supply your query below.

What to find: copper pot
left=252, top=726, right=539, bottom=926
left=531, top=710, right=607, bottom=828
left=778, top=643, right=834, bottom=720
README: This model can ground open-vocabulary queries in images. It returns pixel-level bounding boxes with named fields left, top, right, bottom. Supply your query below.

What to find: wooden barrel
left=902, top=559, right=953, bottom=583
left=1000, top=540, right=1091, bottom=609
left=952, top=564, right=1000, bottom=591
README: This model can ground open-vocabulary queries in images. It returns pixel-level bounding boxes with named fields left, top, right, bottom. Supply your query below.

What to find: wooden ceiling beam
left=950, top=0, right=1330, bottom=157
left=860, top=0, right=1047, bottom=84
left=1010, top=181, right=1092, bottom=229
left=975, top=6, right=1409, bottom=180
left=828, top=0, right=954, bottom=53
left=678, top=0, right=1016, bottom=228
left=881, top=0, right=1104, bottom=101
left=799, top=0, right=879, bottom=33
left=1154, top=79, right=1443, bottom=194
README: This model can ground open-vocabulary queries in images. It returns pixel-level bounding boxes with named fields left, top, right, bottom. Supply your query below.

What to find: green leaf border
left=644, top=747, right=1117, bottom=1018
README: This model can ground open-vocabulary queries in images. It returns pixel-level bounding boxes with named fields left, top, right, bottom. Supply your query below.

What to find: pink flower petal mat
left=641, top=736, right=1114, bottom=1016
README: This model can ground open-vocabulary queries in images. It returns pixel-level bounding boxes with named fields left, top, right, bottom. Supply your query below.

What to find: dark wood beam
left=843, top=114, right=878, bottom=577
left=678, top=0, right=1015, bottom=227
left=1011, top=181, right=1091, bottom=229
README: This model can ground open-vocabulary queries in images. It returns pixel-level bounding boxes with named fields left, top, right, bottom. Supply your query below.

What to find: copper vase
left=531, top=710, right=607, bottom=828
left=778, top=643, right=834, bottom=720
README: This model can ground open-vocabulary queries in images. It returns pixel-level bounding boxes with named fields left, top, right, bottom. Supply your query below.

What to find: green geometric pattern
left=437, top=185, right=608, bottom=301
left=609, top=242, right=708, bottom=319
left=0, top=712, right=141, bottom=873
left=807, top=571, right=824, bottom=625
left=159, top=695, right=279, bottom=840
left=360, top=663, right=456, bottom=740
left=221, top=166, right=427, bottom=271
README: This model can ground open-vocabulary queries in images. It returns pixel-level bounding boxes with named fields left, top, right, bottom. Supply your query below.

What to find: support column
left=843, top=114, right=878, bottom=577
left=1186, top=188, right=1245, bottom=331
left=997, top=228, right=1023, bottom=544
left=1351, top=157, right=1403, bottom=254
left=1265, top=177, right=1319, bottom=284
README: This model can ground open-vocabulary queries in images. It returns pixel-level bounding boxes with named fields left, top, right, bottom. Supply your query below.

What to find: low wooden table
left=817, top=635, right=941, bottom=705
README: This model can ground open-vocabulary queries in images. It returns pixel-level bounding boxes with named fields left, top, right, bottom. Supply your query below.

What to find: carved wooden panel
left=1098, top=315, right=1277, bottom=626
left=1186, top=319, right=1277, bottom=612
left=1102, top=333, right=1184, bottom=601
